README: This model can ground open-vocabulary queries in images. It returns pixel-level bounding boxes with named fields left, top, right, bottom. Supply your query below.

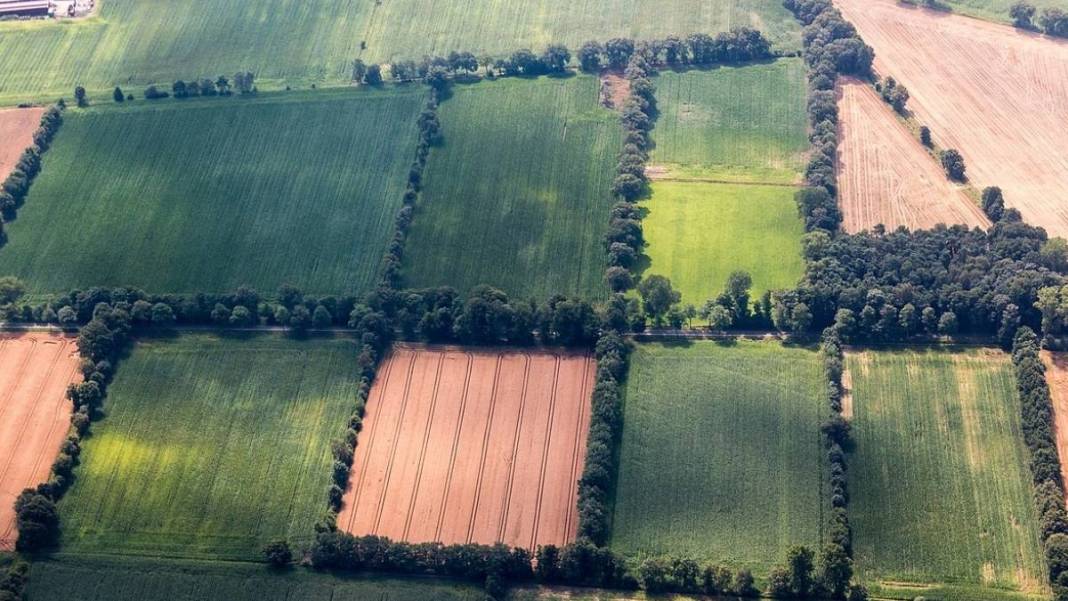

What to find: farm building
left=0, top=0, right=49, bottom=17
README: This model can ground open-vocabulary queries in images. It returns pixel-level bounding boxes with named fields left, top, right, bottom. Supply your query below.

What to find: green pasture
left=57, top=334, right=360, bottom=560
left=610, top=340, right=828, bottom=571
left=0, top=88, right=422, bottom=295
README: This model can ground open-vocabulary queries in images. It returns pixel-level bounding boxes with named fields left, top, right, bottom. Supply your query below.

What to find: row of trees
left=1010, top=2, right=1068, bottom=37
left=578, top=28, right=773, bottom=72
left=100, top=74, right=252, bottom=105
left=0, top=556, right=27, bottom=601
left=0, top=104, right=62, bottom=228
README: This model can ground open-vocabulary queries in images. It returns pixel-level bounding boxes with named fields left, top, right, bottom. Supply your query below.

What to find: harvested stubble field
left=640, top=181, right=805, bottom=305
left=610, top=340, right=828, bottom=570
left=403, top=76, right=620, bottom=299
left=846, top=348, right=1047, bottom=596
left=836, top=0, right=1068, bottom=238
left=0, top=89, right=423, bottom=295
left=0, top=0, right=801, bottom=104
left=836, top=78, right=989, bottom=233
left=339, top=345, right=594, bottom=551
left=57, top=334, right=360, bottom=560
left=1042, top=352, right=1068, bottom=498
left=25, top=556, right=485, bottom=601
left=0, top=333, right=80, bottom=550
left=0, top=107, right=44, bottom=180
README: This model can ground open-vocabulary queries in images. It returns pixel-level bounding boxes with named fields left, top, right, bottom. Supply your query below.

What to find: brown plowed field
left=0, top=107, right=43, bottom=181
left=836, top=77, right=989, bottom=233
left=0, top=333, right=80, bottom=550
left=338, top=345, right=594, bottom=551
left=1042, top=352, right=1068, bottom=503
left=836, top=0, right=1068, bottom=237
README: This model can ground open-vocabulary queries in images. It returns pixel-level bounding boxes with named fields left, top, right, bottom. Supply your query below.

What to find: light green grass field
left=0, top=0, right=801, bottom=105
left=649, top=60, right=808, bottom=184
left=639, top=181, right=805, bottom=305
left=0, top=88, right=422, bottom=295
left=26, top=556, right=484, bottom=601
left=942, top=0, right=1068, bottom=24
left=847, top=348, right=1048, bottom=597
left=57, top=334, right=360, bottom=560
left=403, top=76, right=620, bottom=300
left=610, top=340, right=828, bottom=570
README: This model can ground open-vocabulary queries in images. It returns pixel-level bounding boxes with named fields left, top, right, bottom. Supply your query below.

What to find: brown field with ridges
left=0, top=107, right=43, bottom=180
left=836, top=77, right=989, bottom=232
left=1042, top=351, right=1068, bottom=503
left=836, top=0, right=1068, bottom=237
left=0, top=333, right=80, bottom=549
left=338, top=345, right=594, bottom=551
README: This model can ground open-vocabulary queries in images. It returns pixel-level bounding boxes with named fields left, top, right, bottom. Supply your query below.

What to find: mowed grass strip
left=403, top=76, right=620, bottom=299
left=58, top=334, right=360, bottom=560
left=650, top=59, right=808, bottom=184
left=0, top=89, right=423, bottom=295
left=26, top=556, right=485, bottom=601
left=610, top=340, right=828, bottom=570
left=847, top=348, right=1048, bottom=595
left=640, top=180, right=805, bottom=305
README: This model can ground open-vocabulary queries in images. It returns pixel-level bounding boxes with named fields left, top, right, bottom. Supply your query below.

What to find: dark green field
left=0, top=89, right=423, bottom=295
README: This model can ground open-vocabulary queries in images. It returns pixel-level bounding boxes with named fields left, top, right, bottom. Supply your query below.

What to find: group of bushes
left=0, top=104, right=62, bottom=230
left=1011, top=328, right=1068, bottom=600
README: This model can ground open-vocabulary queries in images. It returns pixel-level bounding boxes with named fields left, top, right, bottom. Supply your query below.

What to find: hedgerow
left=0, top=104, right=63, bottom=231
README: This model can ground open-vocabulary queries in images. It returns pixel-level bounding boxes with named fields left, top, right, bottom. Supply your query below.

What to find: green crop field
left=640, top=180, right=805, bottom=305
left=0, top=0, right=800, bottom=105
left=0, top=88, right=423, bottom=295
left=402, top=76, right=620, bottom=299
left=610, top=340, right=828, bottom=570
left=25, top=556, right=484, bottom=601
left=847, top=348, right=1048, bottom=597
left=649, top=59, right=808, bottom=184
left=57, top=334, right=360, bottom=560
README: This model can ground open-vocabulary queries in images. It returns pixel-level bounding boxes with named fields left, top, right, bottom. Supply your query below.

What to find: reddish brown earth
left=836, top=77, right=989, bottom=233
left=1042, top=352, right=1068, bottom=502
left=600, top=72, right=630, bottom=109
left=0, top=107, right=44, bottom=181
left=836, top=0, right=1068, bottom=237
left=0, top=333, right=80, bottom=550
left=338, top=345, right=594, bottom=551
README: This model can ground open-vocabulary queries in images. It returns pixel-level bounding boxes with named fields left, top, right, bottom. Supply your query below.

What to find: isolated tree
left=981, top=186, right=1005, bottom=221
left=919, top=125, right=932, bottom=147
left=578, top=41, right=603, bottom=72
left=74, top=86, right=87, bottom=107
left=364, top=64, right=383, bottom=86
left=1010, top=2, right=1037, bottom=28
left=351, top=58, right=367, bottom=82
left=113, top=86, right=125, bottom=103
left=637, top=275, right=681, bottom=326
left=940, top=148, right=967, bottom=181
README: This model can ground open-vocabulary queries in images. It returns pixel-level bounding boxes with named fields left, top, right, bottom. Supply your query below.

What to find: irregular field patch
left=640, top=180, right=805, bottom=305
left=847, top=348, right=1047, bottom=595
left=836, top=77, right=988, bottom=233
left=58, top=334, right=360, bottom=560
left=0, top=333, right=80, bottom=550
left=339, top=345, right=594, bottom=551
left=1042, top=351, right=1068, bottom=505
left=837, top=0, right=1068, bottom=237
left=0, top=107, right=43, bottom=179
left=0, top=89, right=423, bottom=295
left=403, top=76, right=620, bottom=299
left=610, top=340, right=828, bottom=570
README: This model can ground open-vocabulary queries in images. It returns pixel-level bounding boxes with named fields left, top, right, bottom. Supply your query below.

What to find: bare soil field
left=338, top=345, right=594, bottom=551
left=836, top=0, right=1068, bottom=237
left=0, top=107, right=43, bottom=181
left=1042, top=351, right=1068, bottom=502
left=0, top=333, right=80, bottom=550
left=836, top=78, right=989, bottom=232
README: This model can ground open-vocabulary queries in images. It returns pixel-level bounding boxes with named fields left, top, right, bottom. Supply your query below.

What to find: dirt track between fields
left=0, top=107, right=43, bottom=182
left=836, top=0, right=1068, bottom=237
left=1042, top=352, right=1068, bottom=501
left=0, top=333, right=80, bottom=550
left=836, top=78, right=989, bottom=233
left=338, top=345, right=594, bottom=550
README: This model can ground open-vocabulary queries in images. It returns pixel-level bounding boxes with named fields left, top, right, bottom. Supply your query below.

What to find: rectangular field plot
left=610, top=340, right=828, bottom=570
left=402, top=76, right=620, bottom=299
left=338, top=345, right=594, bottom=551
left=0, top=88, right=424, bottom=295
left=847, top=348, right=1047, bottom=595
left=0, top=333, right=80, bottom=550
left=640, top=181, right=805, bottom=305
left=649, top=59, right=808, bottom=184
left=58, top=334, right=360, bottom=560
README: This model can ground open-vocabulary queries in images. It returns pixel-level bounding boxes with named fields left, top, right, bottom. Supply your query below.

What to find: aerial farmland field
left=610, top=340, right=828, bottom=570
left=56, top=334, right=360, bottom=560
left=339, top=345, right=593, bottom=551
left=0, top=88, right=423, bottom=295
left=0, top=107, right=44, bottom=180
left=402, top=76, right=620, bottom=299
left=941, top=0, right=1068, bottom=24
left=846, top=348, right=1047, bottom=597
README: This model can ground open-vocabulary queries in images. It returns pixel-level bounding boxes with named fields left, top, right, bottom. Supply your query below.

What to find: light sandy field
left=339, top=345, right=594, bottom=551
left=0, top=107, right=43, bottom=180
left=1042, top=352, right=1068, bottom=500
left=836, top=0, right=1068, bottom=237
left=0, top=333, right=79, bottom=550
left=836, top=77, right=989, bottom=232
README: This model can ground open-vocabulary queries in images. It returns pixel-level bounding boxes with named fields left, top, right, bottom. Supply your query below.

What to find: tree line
left=1010, top=2, right=1068, bottom=37
left=0, top=557, right=27, bottom=601
left=0, top=104, right=63, bottom=235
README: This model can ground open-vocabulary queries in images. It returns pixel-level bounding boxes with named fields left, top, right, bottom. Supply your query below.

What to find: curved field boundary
left=339, top=345, right=594, bottom=551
